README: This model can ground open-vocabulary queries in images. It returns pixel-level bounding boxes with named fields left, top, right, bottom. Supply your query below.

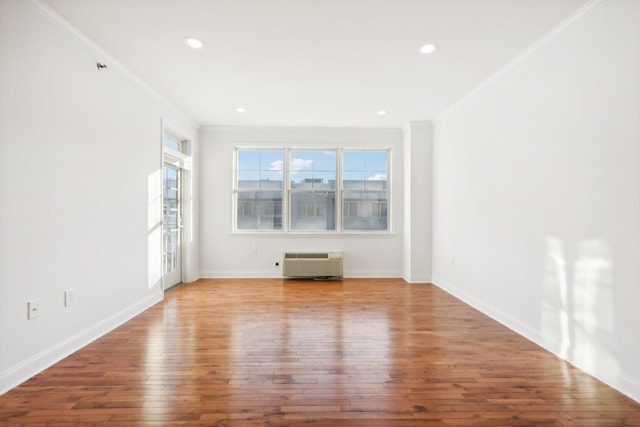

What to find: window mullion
left=284, top=147, right=290, bottom=232
left=337, top=147, right=343, bottom=231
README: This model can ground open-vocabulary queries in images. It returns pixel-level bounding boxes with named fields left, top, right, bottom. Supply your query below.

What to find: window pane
left=163, top=136, right=180, bottom=151
left=291, top=171, right=313, bottom=189
left=343, top=192, right=388, bottom=231
left=342, top=150, right=389, bottom=231
left=261, top=151, right=284, bottom=170
left=343, top=171, right=364, bottom=189
left=343, top=151, right=365, bottom=171
left=237, top=171, right=260, bottom=189
left=290, top=152, right=314, bottom=174
left=343, top=151, right=388, bottom=189
left=261, top=171, right=283, bottom=189
left=314, top=172, right=336, bottom=189
left=312, top=151, right=337, bottom=170
left=291, top=150, right=336, bottom=170
left=238, top=150, right=261, bottom=170
left=290, top=192, right=336, bottom=231
left=237, top=191, right=283, bottom=230
left=365, top=151, right=388, bottom=170
left=365, top=172, right=387, bottom=190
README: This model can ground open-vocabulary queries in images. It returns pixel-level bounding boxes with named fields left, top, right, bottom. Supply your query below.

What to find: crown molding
left=433, top=0, right=610, bottom=124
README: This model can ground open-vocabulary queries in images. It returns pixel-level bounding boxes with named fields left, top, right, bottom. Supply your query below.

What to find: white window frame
left=233, top=146, right=391, bottom=234
left=341, top=149, right=391, bottom=233
left=233, top=148, right=285, bottom=231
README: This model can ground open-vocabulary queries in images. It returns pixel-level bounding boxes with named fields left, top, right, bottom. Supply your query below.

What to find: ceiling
left=43, top=0, right=588, bottom=128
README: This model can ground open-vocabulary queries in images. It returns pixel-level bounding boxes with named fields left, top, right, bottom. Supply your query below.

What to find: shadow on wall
left=542, top=236, right=618, bottom=378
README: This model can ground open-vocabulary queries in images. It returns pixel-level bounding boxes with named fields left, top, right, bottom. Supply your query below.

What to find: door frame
left=161, top=125, right=193, bottom=291
left=162, top=162, right=182, bottom=289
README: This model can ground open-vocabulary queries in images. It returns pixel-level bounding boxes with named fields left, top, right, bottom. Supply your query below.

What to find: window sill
left=230, top=231, right=397, bottom=237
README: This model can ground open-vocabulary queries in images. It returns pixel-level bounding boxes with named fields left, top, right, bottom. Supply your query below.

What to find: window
left=234, top=148, right=389, bottom=232
left=342, top=151, right=389, bottom=231
left=289, top=150, right=336, bottom=231
left=236, top=150, right=283, bottom=230
left=163, top=135, right=181, bottom=151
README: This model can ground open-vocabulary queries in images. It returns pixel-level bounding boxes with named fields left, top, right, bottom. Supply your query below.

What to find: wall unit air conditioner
left=282, top=252, right=343, bottom=278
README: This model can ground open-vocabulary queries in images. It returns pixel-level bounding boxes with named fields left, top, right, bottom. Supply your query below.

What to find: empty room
left=1, top=0, right=640, bottom=425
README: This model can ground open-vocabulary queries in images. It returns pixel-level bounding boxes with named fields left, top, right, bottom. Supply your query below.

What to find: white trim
left=403, top=275, right=431, bottom=284
left=433, top=0, right=609, bottom=125
left=202, top=125, right=402, bottom=134
left=21, top=0, right=199, bottom=130
left=164, top=147, right=192, bottom=171
left=199, top=270, right=402, bottom=279
left=228, top=232, right=397, bottom=237
left=161, top=123, right=196, bottom=289
left=0, top=291, right=163, bottom=395
left=432, top=276, right=640, bottom=404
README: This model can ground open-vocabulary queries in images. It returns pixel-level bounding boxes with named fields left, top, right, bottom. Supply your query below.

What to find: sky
left=237, top=150, right=388, bottom=184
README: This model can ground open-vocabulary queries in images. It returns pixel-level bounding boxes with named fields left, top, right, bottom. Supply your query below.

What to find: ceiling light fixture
left=236, top=107, right=246, bottom=113
left=420, top=44, right=436, bottom=54
left=184, top=37, right=204, bottom=49
left=377, top=110, right=387, bottom=116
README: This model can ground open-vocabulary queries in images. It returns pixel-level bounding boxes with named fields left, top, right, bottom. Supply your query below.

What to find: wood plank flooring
left=1, top=278, right=639, bottom=426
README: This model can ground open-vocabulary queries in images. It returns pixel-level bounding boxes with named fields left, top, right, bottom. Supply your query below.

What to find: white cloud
left=269, top=160, right=284, bottom=171
left=268, top=158, right=314, bottom=175
left=368, top=173, right=387, bottom=181
left=289, top=158, right=313, bottom=173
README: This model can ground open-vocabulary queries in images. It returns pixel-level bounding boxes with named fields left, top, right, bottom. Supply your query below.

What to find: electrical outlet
left=64, top=289, right=75, bottom=307
left=251, top=248, right=258, bottom=257
left=451, top=257, right=456, bottom=269
left=27, top=300, right=40, bottom=320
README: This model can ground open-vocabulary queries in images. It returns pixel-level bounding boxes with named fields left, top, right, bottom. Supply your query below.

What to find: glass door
left=163, top=163, right=182, bottom=289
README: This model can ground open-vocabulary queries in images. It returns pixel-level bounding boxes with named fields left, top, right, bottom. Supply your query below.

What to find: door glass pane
left=163, top=165, right=180, bottom=275
left=163, top=135, right=180, bottom=151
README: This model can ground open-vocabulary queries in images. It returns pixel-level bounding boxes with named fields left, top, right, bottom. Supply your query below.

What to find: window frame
left=233, top=148, right=285, bottom=231
left=341, top=149, right=390, bottom=232
left=233, top=146, right=391, bottom=234
left=288, top=148, right=338, bottom=232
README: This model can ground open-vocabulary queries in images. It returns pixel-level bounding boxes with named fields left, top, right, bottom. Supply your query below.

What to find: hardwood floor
left=1, top=278, right=639, bottom=426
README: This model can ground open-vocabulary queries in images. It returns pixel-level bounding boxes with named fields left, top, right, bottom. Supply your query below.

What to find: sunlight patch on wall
left=148, top=169, right=162, bottom=290
left=542, top=236, right=619, bottom=381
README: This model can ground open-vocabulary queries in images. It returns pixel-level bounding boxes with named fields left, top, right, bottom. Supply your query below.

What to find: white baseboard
left=432, top=276, right=640, bottom=404
left=199, top=270, right=402, bottom=279
left=199, top=270, right=282, bottom=279
left=402, top=274, right=432, bottom=284
left=0, top=291, right=163, bottom=395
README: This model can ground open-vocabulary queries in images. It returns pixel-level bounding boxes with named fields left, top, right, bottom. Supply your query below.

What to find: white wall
left=199, top=126, right=403, bottom=278
left=432, top=0, right=640, bottom=402
left=0, top=0, right=198, bottom=393
left=403, top=121, right=432, bottom=283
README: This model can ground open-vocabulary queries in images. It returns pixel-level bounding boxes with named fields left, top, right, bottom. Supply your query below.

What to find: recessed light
left=377, top=110, right=387, bottom=116
left=184, top=37, right=204, bottom=49
left=420, top=44, right=436, bottom=54
left=236, top=107, right=246, bottom=113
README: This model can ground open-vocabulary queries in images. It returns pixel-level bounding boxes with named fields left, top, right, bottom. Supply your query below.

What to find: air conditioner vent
left=283, top=252, right=343, bottom=278
left=285, top=252, right=329, bottom=259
